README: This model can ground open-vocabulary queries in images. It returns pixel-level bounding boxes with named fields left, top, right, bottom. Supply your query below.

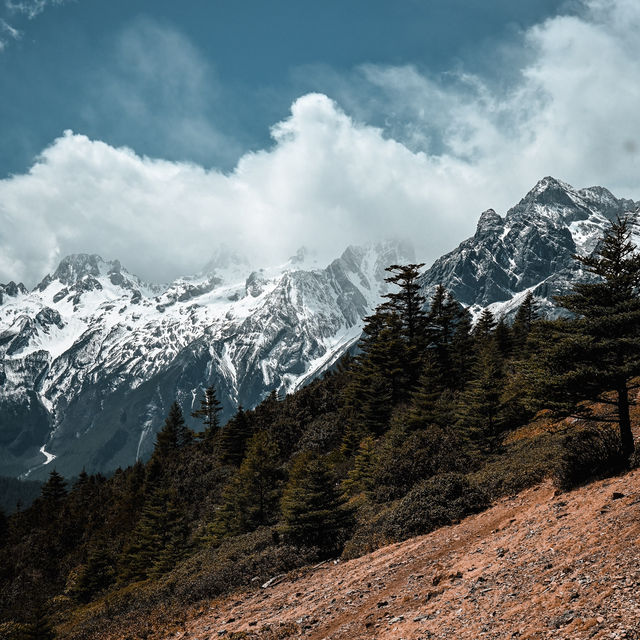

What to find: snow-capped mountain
left=421, top=177, right=640, bottom=319
left=0, top=242, right=412, bottom=479
left=2, top=176, right=638, bottom=480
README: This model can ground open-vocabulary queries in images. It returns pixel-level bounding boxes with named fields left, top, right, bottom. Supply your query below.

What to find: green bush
left=385, top=473, right=488, bottom=542
left=372, top=426, right=468, bottom=501
left=554, top=426, right=627, bottom=491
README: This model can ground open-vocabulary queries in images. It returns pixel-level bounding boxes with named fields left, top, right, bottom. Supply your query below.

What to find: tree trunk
left=617, top=384, right=635, bottom=458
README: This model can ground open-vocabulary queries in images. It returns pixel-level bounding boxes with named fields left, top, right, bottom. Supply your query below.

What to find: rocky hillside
left=421, top=177, right=640, bottom=319
left=0, top=242, right=410, bottom=479
left=159, top=469, right=640, bottom=640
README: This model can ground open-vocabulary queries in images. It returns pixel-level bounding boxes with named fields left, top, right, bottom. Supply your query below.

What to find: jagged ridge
left=0, top=242, right=411, bottom=479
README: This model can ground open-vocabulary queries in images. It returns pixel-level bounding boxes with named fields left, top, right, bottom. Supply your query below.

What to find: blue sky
left=1, top=0, right=640, bottom=285
left=1, top=0, right=566, bottom=176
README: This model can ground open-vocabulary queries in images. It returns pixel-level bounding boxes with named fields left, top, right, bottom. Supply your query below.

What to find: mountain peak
left=36, top=254, right=126, bottom=292
left=475, top=208, right=503, bottom=236
left=521, top=176, right=578, bottom=209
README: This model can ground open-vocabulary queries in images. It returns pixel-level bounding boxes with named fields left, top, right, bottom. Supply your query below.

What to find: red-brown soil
left=166, top=470, right=640, bottom=640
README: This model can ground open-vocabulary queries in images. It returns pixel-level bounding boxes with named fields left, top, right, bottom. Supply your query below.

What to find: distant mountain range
left=0, top=241, right=411, bottom=479
left=1, top=176, right=638, bottom=480
left=420, top=176, right=639, bottom=319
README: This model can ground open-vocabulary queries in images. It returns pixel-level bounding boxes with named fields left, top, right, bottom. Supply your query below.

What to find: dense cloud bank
left=1, top=0, right=639, bottom=286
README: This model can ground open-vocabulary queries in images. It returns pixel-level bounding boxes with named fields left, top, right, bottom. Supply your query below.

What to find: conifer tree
left=427, top=285, right=459, bottom=347
left=281, top=453, right=352, bottom=555
left=494, top=318, right=512, bottom=357
left=456, top=338, right=505, bottom=450
left=342, top=436, right=377, bottom=497
left=73, top=544, right=116, bottom=603
left=219, top=406, right=253, bottom=466
left=39, top=470, right=67, bottom=524
left=473, top=308, right=496, bottom=342
left=540, top=215, right=640, bottom=457
left=404, top=352, right=447, bottom=430
left=191, top=385, right=223, bottom=441
left=210, top=431, right=281, bottom=541
left=380, top=264, right=428, bottom=385
left=512, top=291, right=538, bottom=352
left=380, top=264, right=427, bottom=344
left=450, top=305, right=474, bottom=389
left=153, top=402, right=190, bottom=458
left=41, top=470, right=67, bottom=506
left=344, top=310, right=406, bottom=433
left=118, top=488, right=186, bottom=582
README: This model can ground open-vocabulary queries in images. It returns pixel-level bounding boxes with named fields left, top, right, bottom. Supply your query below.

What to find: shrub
left=385, top=473, right=489, bottom=542
left=554, top=426, right=627, bottom=491
left=372, top=425, right=468, bottom=501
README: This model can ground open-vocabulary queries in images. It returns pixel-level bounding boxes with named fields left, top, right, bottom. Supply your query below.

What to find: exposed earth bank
left=162, top=469, right=640, bottom=640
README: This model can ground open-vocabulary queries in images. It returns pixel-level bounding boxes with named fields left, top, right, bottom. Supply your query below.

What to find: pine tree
left=540, top=215, right=640, bottom=457
left=380, top=264, right=427, bottom=344
left=72, top=544, right=116, bottom=603
left=118, top=488, right=186, bottom=582
left=494, top=318, right=512, bottom=357
left=192, top=385, right=223, bottom=441
left=512, top=291, right=538, bottom=352
left=380, top=264, right=428, bottom=385
left=219, top=406, right=253, bottom=466
left=342, top=436, right=377, bottom=497
left=39, top=470, right=67, bottom=524
left=450, top=305, right=474, bottom=389
left=473, top=308, right=496, bottom=342
left=456, top=338, right=506, bottom=450
left=343, top=310, right=406, bottom=434
left=281, top=453, right=352, bottom=556
left=153, top=402, right=191, bottom=457
left=41, top=470, right=67, bottom=506
left=427, top=285, right=459, bottom=347
left=404, top=352, right=447, bottom=430
left=210, top=431, right=281, bottom=541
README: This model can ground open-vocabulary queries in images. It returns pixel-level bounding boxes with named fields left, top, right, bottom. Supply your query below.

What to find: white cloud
left=2, top=0, right=640, bottom=287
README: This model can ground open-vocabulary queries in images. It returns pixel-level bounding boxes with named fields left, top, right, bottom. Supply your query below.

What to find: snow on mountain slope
left=0, top=241, right=411, bottom=479
left=420, top=177, right=640, bottom=320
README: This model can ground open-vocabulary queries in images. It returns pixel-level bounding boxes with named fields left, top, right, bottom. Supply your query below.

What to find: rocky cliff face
left=420, top=177, right=640, bottom=318
left=0, top=242, right=411, bottom=479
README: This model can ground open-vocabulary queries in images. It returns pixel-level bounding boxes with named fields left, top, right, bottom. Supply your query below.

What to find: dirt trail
left=171, top=469, right=640, bottom=640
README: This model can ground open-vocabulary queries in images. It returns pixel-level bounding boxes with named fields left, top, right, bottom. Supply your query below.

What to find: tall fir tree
left=473, top=308, right=496, bottom=342
left=380, top=264, right=427, bottom=344
left=219, top=406, right=253, bottom=466
left=118, top=488, right=186, bottom=583
left=450, top=305, right=474, bottom=389
left=456, top=337, right=506, bottom=450
left=191, top=385, right=223, bottom=442
left=41, top=470, right=67, bottom=506
left=281, top=453, right=352, bottom=556
left=342, top=436, right=377, bottom=497
left=153, top=404, right=179, bottom=457
left=380, top=264, right=428, bottom=386
left=512, top=291, right=538, bottom=352
left=540, top=215, right=640, bottom=457
left=210, top=430, right=281, bottom=542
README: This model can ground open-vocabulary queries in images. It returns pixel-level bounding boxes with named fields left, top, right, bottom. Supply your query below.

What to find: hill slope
left=170, top=471, right=640, bottom=640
